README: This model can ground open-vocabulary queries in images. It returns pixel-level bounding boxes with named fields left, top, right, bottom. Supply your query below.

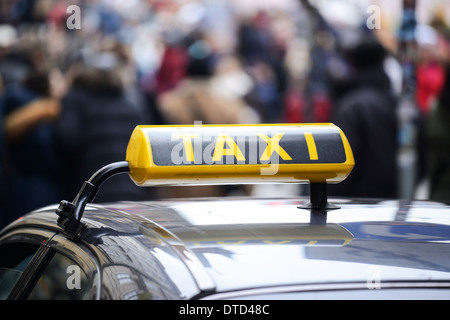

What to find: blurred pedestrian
left=328, top=38, right=398, bottom=198
left=55, top=49, right=148, bottom=203
left=415, top=24, right=445, bottom=116
left=155, top=43, right=189, bottom=96
left=157, top=37, right=255, bottom=125
left=156, top=36, right=258, bottom=198
left=427, top=64, right=450, bottom=201
left=237, top=11, right=287, bottom=122
left=1, top=41, right=63, bottom=226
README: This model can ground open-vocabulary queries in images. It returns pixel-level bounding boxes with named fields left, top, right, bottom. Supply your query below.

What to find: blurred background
left=1, top=0, right=450, bottom=227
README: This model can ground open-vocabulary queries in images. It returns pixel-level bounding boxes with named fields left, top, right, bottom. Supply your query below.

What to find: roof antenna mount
left=298, top=182, right=339, bottom=225
left=56, top=161, right=130, bottom=240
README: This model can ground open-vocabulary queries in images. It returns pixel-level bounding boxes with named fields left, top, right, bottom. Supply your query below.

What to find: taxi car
left=1, top=123, right=450, bottom=301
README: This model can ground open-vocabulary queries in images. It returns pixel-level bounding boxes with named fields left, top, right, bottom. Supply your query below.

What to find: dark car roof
left=8, top=196, right=450, bottom=299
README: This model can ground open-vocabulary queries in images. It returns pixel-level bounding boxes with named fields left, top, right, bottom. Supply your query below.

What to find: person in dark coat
left=328, top=39, right=399, bottom=198
left=427, top=65, right=450, bottom=201
left=1, top=70, right=62, bottom=225
left=55, top=51, right=149, bottom=203
left=0, top=40, right=63, bottom=226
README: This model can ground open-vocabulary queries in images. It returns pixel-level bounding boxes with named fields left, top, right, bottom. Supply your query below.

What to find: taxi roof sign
left=125, top=123, right=354, bottom=186
left=56, top=123, right=354, bottom=239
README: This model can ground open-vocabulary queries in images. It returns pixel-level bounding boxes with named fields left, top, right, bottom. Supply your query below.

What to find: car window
left=27, top=252, right=90, bottom=300
left=0, top=243, right=39, bottom=299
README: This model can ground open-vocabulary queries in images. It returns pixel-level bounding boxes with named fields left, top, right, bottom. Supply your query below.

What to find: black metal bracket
left=298, top=183, right=339, bottom=225
left=56, top=161, right=130, bottom=240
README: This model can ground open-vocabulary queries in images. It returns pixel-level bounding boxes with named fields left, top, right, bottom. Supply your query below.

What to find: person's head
left=70, top=51, right=124, bottom=94
left=186, top=39, right=213, bottom=79
left=345, top=38, right=387, bottom=71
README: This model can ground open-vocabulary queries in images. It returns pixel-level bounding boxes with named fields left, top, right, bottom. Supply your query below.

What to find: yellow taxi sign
left=125, top=123, right=354, bottom=186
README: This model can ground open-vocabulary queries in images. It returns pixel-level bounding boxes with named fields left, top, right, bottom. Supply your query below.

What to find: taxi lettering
left=170, top=131, right=319, bottom=165
left=125, top=124, right=353, bottom=186
left=172, top=133, right=199, bottom=162
left=256, top=133, right=292, bottom=161
left=212, top=134, right=246, bottom=162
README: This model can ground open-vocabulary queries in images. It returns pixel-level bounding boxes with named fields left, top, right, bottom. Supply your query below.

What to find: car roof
left=11, top=196, right=450, bottom=298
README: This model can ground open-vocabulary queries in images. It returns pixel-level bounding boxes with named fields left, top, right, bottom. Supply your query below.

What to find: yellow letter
left=212, top=134, right=245, bottom=162
left=304, top=132, right=319, bottom=160
left=257, top=133, right=292, bottom=161
left=172, top=134, right=199, bottom=162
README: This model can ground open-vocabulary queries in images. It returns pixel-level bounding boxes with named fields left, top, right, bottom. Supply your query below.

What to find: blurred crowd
left=1, top=0, right=450, bottom=227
